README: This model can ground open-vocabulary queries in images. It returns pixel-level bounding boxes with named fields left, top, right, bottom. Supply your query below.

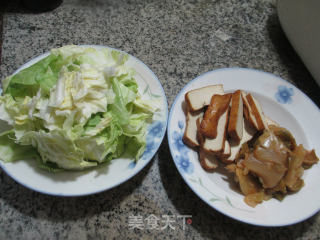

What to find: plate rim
left=167, top=67, right=320, bottom=227
left=0, top=44, right=168, bottom=197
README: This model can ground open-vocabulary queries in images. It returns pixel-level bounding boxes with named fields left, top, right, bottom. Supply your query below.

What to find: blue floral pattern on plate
left=144, top=121, right=165, bottom=159
left=128, top=120, right=165, bottom=169
left=148, top=121, right=164, bottom=139
left=275, top=85, right=294, bottom=104
left=176, top=154, right=194, bottom=174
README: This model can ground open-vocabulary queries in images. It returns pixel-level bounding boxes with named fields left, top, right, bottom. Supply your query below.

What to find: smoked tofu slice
left=202, top=107, right=229, bottom=155
left=228, top=90, right=243, bottom=143
left=199, top=148, right=219, bottom=171
left=220, top=140, right=231, bottom=159
left=225, top=119, right=256, bottom=162
left=183, top=110, right=204, bottom=147
left=185, top=85, right=224, bottom=111
left=200, top=93, right=232, bottom=139
left=242, top=92, right=267, bottom=131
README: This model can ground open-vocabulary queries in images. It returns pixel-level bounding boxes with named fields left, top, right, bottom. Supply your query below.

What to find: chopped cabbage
left=0, top=45, right=158, bottom=170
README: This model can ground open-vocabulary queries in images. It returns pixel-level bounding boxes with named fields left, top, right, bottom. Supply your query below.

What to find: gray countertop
left=1, top=0, right=320, bottom=239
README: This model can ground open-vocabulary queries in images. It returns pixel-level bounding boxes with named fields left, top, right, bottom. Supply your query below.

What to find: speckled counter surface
left=0, top=0, right=320, bottom=239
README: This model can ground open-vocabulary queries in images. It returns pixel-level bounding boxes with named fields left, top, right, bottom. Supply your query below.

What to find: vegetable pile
left=0, top=45, right=158, bottom=171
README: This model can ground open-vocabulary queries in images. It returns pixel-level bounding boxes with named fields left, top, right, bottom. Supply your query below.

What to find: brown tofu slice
left=228, top=90, right=243, bottom=143
left=224, top=118, right=257, bottom=163
left=219, top=140, right=231, bottom=160
left=185, top=85, right=224, bottom=111
left=199, top=148, right=219, bottom=171
left=242, top=92, right=267, bottom=131
left=202, top=107, right=230, bottom=155
left=183, top=109, right=204, bottom=148
left=200, top=93, right=232, bottom=138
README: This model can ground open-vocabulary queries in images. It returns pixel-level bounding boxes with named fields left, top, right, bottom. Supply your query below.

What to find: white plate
left=167, top=68, right=320, bottom=227
left=0, top=45, right=168, bottom=196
